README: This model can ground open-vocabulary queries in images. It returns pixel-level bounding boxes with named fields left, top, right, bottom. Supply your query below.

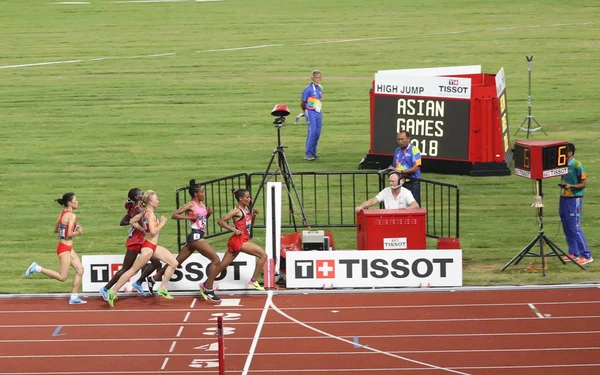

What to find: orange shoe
left=576, top=257, right=593, bottom=265
left=562, top=254, right=579, bottom=261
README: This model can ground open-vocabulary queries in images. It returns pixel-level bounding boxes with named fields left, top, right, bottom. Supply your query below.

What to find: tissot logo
left=90, top=264, right=109, bottom=283
left=294, top=260, right=314, bottom=279
left=316, top=260, right=335, bottom=278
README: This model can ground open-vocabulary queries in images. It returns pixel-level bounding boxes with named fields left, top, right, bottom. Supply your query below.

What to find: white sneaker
left=69, top=296, right=87, bottom=305
left=25, top=262, right=39, bottom=277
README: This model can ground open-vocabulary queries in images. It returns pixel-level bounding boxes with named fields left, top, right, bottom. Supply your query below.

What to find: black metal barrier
left=175, top=171, right=459, bottom=250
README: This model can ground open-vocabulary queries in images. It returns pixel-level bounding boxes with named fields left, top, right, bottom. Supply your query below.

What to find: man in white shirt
left=355, top=172, right=419, bottom=212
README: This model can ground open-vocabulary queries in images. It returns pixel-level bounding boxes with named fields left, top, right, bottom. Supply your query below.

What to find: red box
left=356, top=209, right=427, bottom=250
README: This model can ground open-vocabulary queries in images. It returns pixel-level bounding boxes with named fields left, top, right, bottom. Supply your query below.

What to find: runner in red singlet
left=215, top=189, right=267, bottom=291
left=99, top=188, right=161, bottom=301
left=135, top=180, right=222, bottom=302
left=25, top=192, right=87, bottom=305
left=107, top=190, right=178, bottom=307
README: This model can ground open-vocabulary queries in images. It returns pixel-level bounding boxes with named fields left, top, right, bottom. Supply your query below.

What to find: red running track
left=1, top=287, right=600, bottom=374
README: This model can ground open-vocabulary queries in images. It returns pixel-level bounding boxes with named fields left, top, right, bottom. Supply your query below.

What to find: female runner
left=215, top=189, right=267, bottom=291
left=107, top=190, right=178, bottom=306
left=25, top=192, right=86, bottom=304
left=134, top=180, right=222, bottom=302
left=99, top=188, right=161, bottom=300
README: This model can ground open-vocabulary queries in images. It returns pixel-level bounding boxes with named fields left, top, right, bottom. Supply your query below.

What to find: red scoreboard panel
left=513, top=140, right=568, bottom=179
left=360, top=66, right=512, bottom=176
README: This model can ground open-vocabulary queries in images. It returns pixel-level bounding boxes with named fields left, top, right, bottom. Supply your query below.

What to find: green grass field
left=2, top=0, right=599, bottom=293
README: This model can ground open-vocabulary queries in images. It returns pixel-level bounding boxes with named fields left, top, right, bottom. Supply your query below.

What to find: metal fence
left=175, top=171, right=459, bottom=250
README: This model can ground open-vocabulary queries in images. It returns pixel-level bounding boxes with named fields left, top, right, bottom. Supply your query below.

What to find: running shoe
left=200, top=283, right=221, bottom=302
left=99, top=287, right=109, bottom=301
left=577, top=257, right=594, bottom=265
left=248, top=280, right=265, bottom=291
left=157, top=288, right=173, bottom=300
left=68, top=296, right=87, bottom=305
left=206, top=290, right=221, bottom=303
left=132, top=281, right=146, bottom=296
left=107, top=289, right=118, bottom=307
left=146, top=276, right=156, bottom=296
left=561, top=254, right=579, bottom=262
left=199, top=283, right=209, bottom=301
left=25, top=262, right=39, bottom=277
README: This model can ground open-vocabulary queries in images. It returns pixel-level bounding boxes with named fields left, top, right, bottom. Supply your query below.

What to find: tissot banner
left=82, top=253, right=256, bottom=292
left=286, top=250, right=462, bottom=288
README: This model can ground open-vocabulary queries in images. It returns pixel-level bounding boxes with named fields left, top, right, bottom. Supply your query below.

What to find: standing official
left=559, top=143, right=593, bottom=265
left=391, top=131, right=422, bottom=206
left=301, top=70, right=324, bottom=161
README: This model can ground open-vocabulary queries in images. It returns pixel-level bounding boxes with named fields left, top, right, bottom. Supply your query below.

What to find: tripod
left=515, top=56, right=547, bottom=138
left=501, top=179, right=586, bottom=276
left=252, top=116, right=309, bottom=232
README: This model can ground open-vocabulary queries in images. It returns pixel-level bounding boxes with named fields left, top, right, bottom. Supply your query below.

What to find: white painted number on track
left=209, top=312, right=241, bottom=321
left=189, top=359, right=219, bottom=368
left=194, top=342, right=219, bottom=351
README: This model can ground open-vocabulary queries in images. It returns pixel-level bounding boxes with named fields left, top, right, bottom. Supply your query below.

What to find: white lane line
left=4, top=314, right=600, bottom=328
left=6, top=346, right=600, bottom=358
left=241, top=291, right=272, bottom=375
left=197, top=44, right=283, bottom=53
left=176, top=326, right=184, bottom=337
left=190, top=298, right=197, bottom=309
left=3, top=299, right=598, bottom=313
left=160, top=357, right=169, bottom=370
left=270, top=299, right=470, bottom=375
left=183, top=312, right=191, bottom=323
left=3, top=330, right=600, bottom=344
left=528, top=303, right=545, bottom=319
left=169, top=341, right=177, bottom=353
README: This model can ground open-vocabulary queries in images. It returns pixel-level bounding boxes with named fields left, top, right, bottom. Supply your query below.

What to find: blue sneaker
left=99, top=287, right=108, bottom=301
left=132, top=281, right=146, bottom=296
left=68, top=296, right=87, bottom=305
left=25, top=262, right=39, bottom=277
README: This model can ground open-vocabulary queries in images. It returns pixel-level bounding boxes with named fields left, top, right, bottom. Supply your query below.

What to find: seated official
left=355, top=172, right=419, bottom=212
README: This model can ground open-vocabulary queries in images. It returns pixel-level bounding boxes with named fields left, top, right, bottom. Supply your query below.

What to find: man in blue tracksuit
left=559, top=142, right=593, bottom=265
left=300, top=70, right=323, bottom=161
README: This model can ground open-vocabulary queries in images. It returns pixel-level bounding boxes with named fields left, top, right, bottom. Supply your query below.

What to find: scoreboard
left=361, top=66, right=512, bottom=176
left=372, top=96, right=471, bottom=160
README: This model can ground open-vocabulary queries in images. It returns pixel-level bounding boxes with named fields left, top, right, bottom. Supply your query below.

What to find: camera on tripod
left=271, top=104, right=290, bottom=128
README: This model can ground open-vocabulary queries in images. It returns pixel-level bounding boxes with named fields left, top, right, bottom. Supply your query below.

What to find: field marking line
left=183, top=312, right=191, bottom=322
left=269, top=298, right=471, bottom=375
left=0, top=21, right=596, bottom=70
left=528, top=303, right=545, bottom=319
left=176, top=326, right=184, bottom=337
left=0, top=53, right=176, bottom=70
left=169, top=341, right=177, bottom=353
left=241, top=291, right=272, bottom=375
left=196, top=44, right=283, bottom=53
left=299, top=36, right=400, bottom=46
left=190, top=298, right=197, bottom=309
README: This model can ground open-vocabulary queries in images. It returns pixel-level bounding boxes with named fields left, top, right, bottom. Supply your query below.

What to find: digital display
left=513, top=141, right=568, bottom=179
left=542, top=144, right=568, bottom=170
left=513, top=143, right=530, bottom=170
left=372, top=96, right=471, bottom=160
